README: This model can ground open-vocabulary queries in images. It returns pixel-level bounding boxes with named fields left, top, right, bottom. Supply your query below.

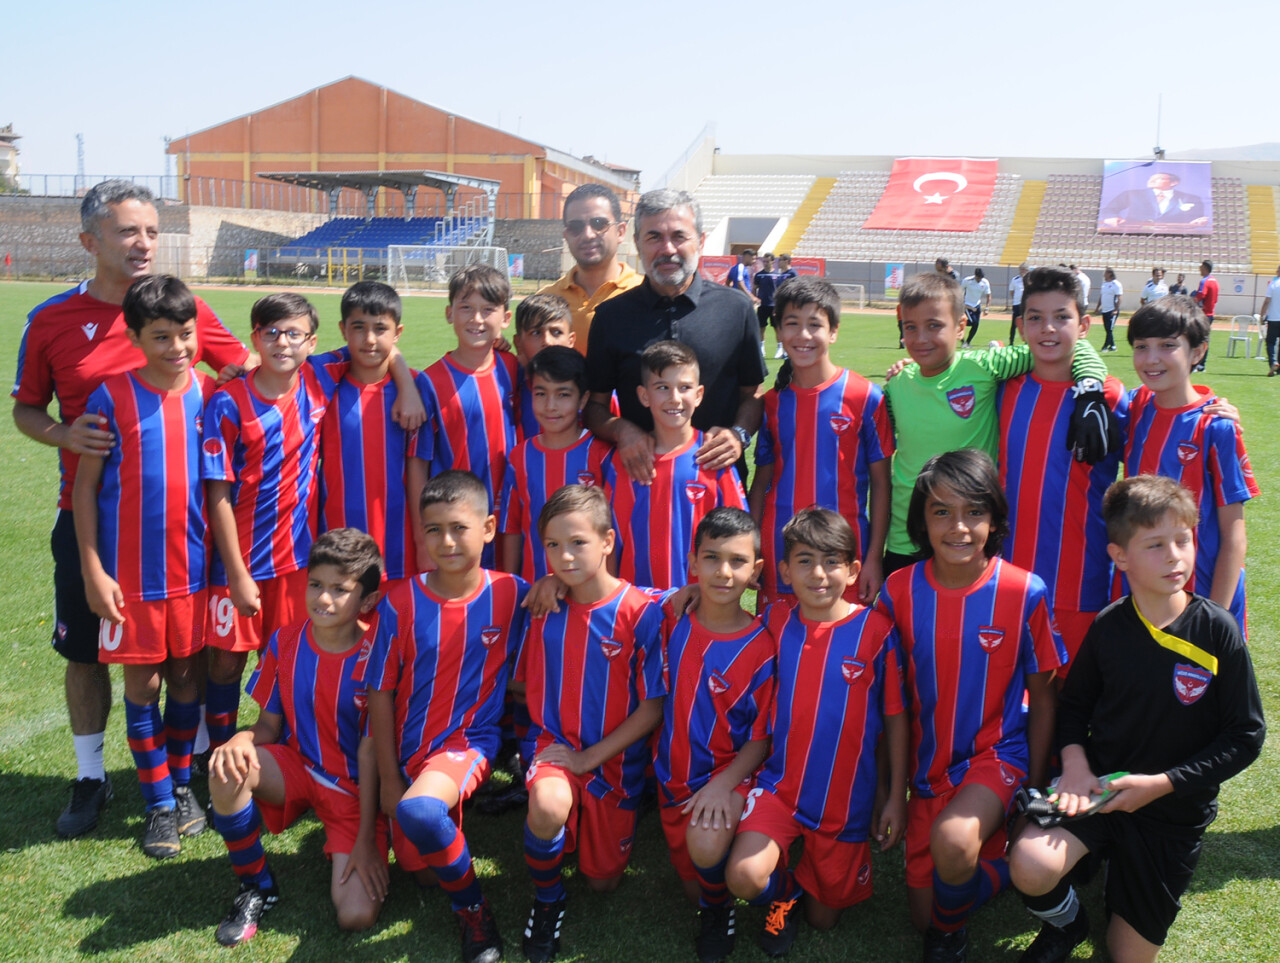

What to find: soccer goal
left=388, top=245, right=509, bottom=293
left=832, top=283, right=867, bottom=310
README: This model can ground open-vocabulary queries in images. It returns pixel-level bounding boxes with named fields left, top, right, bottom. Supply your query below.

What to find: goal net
left=388, top=245, right=509, bottom=293
left=832, top=283, right=867, bottom=310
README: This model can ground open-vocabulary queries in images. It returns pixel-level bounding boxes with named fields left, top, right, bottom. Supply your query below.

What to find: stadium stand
left=1028, top=174, right=1251, bottom=272
left=774, top=178, right=836, bottom=254
left=1247, top=185, right=1280, bottom=273
left=692, top=174, right=816, bottom=232
left=999, top=180, right=1046, bottom=266
left=794, top=170, right=1024, bottom=263
left=275, top=215, right=488, bottom=256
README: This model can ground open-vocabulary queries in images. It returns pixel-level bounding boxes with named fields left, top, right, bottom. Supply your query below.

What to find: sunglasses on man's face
left=565, top=217, right=614, bottom=236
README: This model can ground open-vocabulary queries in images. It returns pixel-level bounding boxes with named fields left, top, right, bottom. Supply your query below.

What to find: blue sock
left=163, top=696, right=199, bottom=787
left=748, top=866, right=800, bottom=907
left=213, top=801, right=274, bottom=890
left=125, top=698, right=174, bottom=811
left=931, top=868, right=980, bottom=933
left=206, top=680, right=241, bottom=750
left=524, top=823, right=566, bottom=903
left=694, top=855, right=730, bottom=907
left=398, top=796, right=483, bottom=911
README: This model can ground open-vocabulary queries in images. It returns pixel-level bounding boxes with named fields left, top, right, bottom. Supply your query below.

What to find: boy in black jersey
left=1007, top=475, right=1265, bottom=963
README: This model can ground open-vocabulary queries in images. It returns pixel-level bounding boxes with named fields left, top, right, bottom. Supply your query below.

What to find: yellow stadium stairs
left=1248, top=185, right=1280, bottom=274
left=999, top=180, right=1045, bottom=266
left=775, top=178, right=836, bottom=254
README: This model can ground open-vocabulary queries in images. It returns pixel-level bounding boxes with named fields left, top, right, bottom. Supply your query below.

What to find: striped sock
left=931, top=868, right=979, bottom=933
left=164, top=697, right=199, bottom=787
left=213, top=801, right=274, bottom=890
left=397, top=796, right=483, bottom=911
left=974, top=857, right=1010, bottom=910
left=694, top=856, right=731, bottom=907
left=125, top=698, right=174, bottom=811
left=749, top=866, right=800, bottom=907
left=524, top=823, right=566, bottom=903
left=206, top=680, right=241, bottom=750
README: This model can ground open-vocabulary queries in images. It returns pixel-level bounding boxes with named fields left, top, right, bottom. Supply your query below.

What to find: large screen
left=1097, top=160, right=1213, bottom=235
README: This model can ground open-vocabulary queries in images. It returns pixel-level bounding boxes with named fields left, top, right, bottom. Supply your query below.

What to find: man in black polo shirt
left=585, top=189, right=765, bottom=483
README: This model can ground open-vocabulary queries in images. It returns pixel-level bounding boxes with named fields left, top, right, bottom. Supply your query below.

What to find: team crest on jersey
left=353, top=688, right=368, bottom=711
left=1176, top=441, right=1199, bottom=465
left=577, top=472, right=596, bottom=486
left=356, top=636, right=374, bottom=663
left=947, top=386, right=976, bottom=418
left=194, top=415, right=203, bottom=436
left=829, top=414, right=853, bottom=434
left=309, top=406, right=326, bottom=424
left=81, top=322, right=99, bottom=341
left=599, top=638, right=623, bottom=660
left=685, top=483, right=708, bottom=502
left=841, top=657, right=866, bottom=683
left=999, top=763, right=1018, bottom=786
left=1173, top=664, right=1212, bottom=705
left=480, top=625, right=502, bottom=648
left=203, top=438, right=223, bottom=457
left=708, top=671, right=731, bottom=695
left=857, top=863, right=871, bottom=886
left=978, top=626, right=1005, bottom=653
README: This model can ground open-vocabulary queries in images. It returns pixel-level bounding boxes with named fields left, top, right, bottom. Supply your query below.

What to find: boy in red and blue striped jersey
left=514, top=484, right=666, bottom=963
left=201, top=293, right=423, bottom=754
left=726, top=508, right=907, bottom=958
left=363, top=471, right=528, bottom=963
left=604, top=340, right=747, bottom=590
left=654, top=508, right=774, bottom=963
left=420, top=265, right=520, bottom=570
left=877, top=449, right=1063, bottom=963
left=319, top=281, right=432, bottom=590
left=512, top=293, right=577, bottom=440
left=749, top=277, right=893, bottom=607
left=1124, top=296, right=1258, bottom=633
left=72, top=276, right=216, bottom=859
left=208, top=529, right=395, bottom=947
left=500, top=346, right=612, bottom=582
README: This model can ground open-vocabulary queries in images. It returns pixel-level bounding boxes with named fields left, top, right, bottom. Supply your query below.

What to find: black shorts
left=757, top=305, right=774, bottom=331
left=1063, top=810, right=1204, bottom=946
left=50, top=509, right=101, bottom=664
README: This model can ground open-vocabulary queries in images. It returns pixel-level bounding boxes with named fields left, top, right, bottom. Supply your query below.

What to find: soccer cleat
left=189, top=749, right=212, bottom=778
left=474, top=782, right=529, bottom=816
left=173, top=785, right=207, bottom=837
left=759, top=896, right=799, bottom=957
left=523, top=897, right=566, bottom=962
left=457, top=900, right=503, bottom=963
left=695, top=904, right=736, bottom=963
left=923, top=926, right=968, bottom=963
left=1019, top=905, right=1089, bottom=963
left=141, top=806, right=181, bottom=859
left=56, top=775, right=113, bottom=838
left=214, top=881, right=279, bottom=947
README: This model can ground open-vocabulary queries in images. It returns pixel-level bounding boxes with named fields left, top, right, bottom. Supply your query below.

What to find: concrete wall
left=185, top=207, right=327, bottom=277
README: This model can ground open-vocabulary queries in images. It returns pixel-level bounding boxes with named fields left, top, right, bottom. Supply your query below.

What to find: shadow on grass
left=0, top=768, right=149, bottom=851
left=1190, top=824, right=1280, bottom=892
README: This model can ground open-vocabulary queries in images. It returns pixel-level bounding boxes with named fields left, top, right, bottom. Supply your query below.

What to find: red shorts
left=1053, top=609, right=1098, bottom=679
left=388, top=745, right=491, bottom=873
left=206, top=569, right=309, bottom=653
left=256, top=743, right=367, bottom=857
left=659, top=782, right=752, bottom=881
left=526, top=761, right=637, bottom=880
left=904, top=754, right=1024, bottom=888
left=737, top=787, right=873, bottom=909
left=97, top=591, right=206, bottom=665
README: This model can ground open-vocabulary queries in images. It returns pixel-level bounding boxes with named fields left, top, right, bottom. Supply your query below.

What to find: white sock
left=74, top=732, right=106, bottom=781
left=193, top=705, right=210, bottom=755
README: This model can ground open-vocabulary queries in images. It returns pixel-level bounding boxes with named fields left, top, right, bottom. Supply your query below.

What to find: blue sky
left=6, top=0, right=1274, bottom=189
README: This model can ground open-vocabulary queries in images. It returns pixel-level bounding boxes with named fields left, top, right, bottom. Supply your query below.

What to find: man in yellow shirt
left=540, top=184, right=642, bottom=354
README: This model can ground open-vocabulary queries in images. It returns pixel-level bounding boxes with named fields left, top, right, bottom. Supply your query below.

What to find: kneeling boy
left=208, top=528, right=388, bottom=946
left=726, top=508, right=907, bottom=958
left=1009, top=475, right=1264, bottom=963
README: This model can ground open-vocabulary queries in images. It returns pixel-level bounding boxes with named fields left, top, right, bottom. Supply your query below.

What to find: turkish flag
left=863, top=157, right=998, bottom=232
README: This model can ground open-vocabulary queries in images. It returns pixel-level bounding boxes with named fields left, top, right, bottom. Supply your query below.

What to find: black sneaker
left=1019, top=906, right=1089, bottom=963
left=923, top=926, right=968, bottom=963
left=523, top=897, right=566, bottom=962
left=173, top=785, right=207, bottom=837
left=56, top=775, right=113, bottom=838
left=215, top=881, right=279, bottom=947
left=141, top=806, right=181, bottom=859
left=696, top=904, right=736, bottom=963
left=759, top=896, right=799, bottom=957
left=474, top=782, right=529, bottom=816
left=189, top=749, right=212, bottom=778
left=457, top=900, right=503, bottom=963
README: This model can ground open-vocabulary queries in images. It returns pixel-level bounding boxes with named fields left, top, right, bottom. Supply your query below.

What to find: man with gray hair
left=585, top=189, right=765, bottom=482
left=11, top=180, right=249, bottom=839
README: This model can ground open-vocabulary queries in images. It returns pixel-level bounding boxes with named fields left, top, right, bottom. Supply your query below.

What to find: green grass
left=0, top=279, right=1275, bottom=962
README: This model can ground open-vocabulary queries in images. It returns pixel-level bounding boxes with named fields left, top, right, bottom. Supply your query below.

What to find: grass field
left=0, top=279, right=1275, bottom=963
